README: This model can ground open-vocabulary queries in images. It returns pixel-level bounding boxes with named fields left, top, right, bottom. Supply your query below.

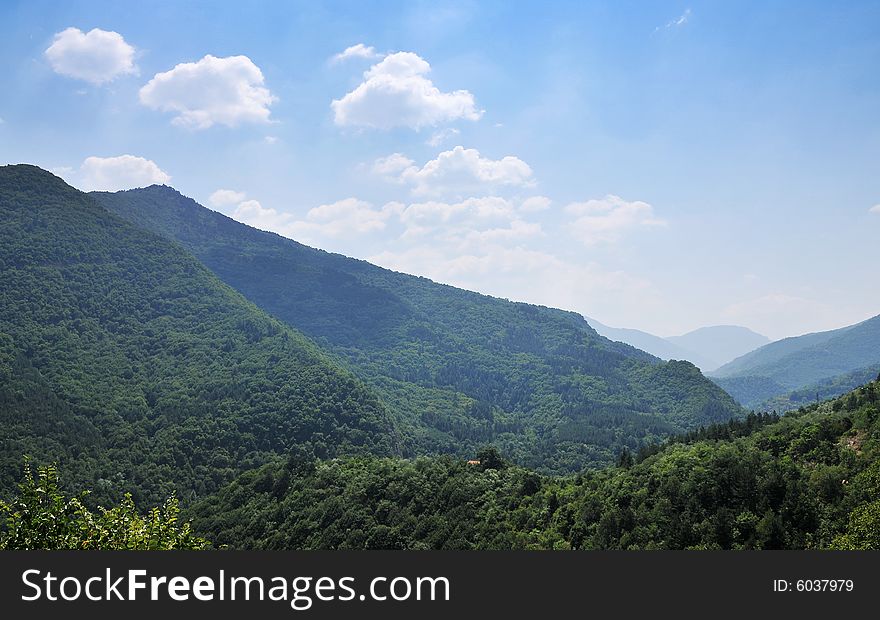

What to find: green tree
left=0, top=461, right=209, bottom=550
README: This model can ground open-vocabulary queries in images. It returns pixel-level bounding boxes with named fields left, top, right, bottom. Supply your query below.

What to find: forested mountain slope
left=0, top=165, right=396, bottom=506
left=192, top=376, right=880, bottom=550
left=95, top=184, right=742, bottom=472
left=711, top=315, right=880, bottom=408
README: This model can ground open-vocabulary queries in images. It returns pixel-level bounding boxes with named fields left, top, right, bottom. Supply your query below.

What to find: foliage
left=94, top=184, right=742, bottom=473
left=0, top=460, right=208, bottom=550
left=711, top=316, right=880, bottom=407
left=0, top=165, right=396, bottom=508
left=193, top=380, right=880, bottom=550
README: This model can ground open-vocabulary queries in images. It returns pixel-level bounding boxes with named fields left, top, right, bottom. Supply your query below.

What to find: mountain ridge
left=710, top=314, right=880, bottom=408
left=93, top=181, right=744, bottom=472
left=0, top=164, right=397, bottom=505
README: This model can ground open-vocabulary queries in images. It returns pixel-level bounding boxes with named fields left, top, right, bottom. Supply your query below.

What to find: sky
left=1, top=0, right=879, bottom=341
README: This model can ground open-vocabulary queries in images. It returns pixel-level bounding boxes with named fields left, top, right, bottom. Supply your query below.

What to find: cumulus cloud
left=292, top=198, right=403, bottom=238
left=218, top=189, right=658, bottom=327
left=139, top=55, right=276, bottom=129
left=74, top=155, right=170, bottom=191
left=45, top=27, right=137, bottom=85
left=331, top=51, right=483, bottom=129
left=870, top=204, right=880, bottom=214
left=374, top=146, right=534, bottom=197
left=368, top=245, right=656, bottom=324
left=426, top=127, right=460, bottom=147
left=331, top=43, right=380, bottom=63
left=371, top=153, right=416, bottom=180
left=209, top=189, right=247, bottom=207
left=227, top=197, right=402, bottom=246
left=565, top=195, right=666, bottom=245
left=401, top=196, right=516, bottom=231
left=520, top=196, right=552, bottom=212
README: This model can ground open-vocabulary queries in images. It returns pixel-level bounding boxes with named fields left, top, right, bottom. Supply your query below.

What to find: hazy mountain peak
left=666, top=325, right=771, bottom=372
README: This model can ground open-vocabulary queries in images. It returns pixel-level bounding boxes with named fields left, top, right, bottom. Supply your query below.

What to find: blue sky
left=1, top=0, right=879, bottom=339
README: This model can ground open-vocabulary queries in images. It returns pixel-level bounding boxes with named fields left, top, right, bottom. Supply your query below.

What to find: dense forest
left=94, top=184, right=742, bottom=473
left=7, top=377, right=878, bottom=550
left=191, top=378, right=880, bottom=550
left=0, top=165, right=395, bottom=508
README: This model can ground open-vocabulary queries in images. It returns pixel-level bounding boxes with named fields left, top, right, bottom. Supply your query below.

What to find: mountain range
left=91, top=180, right=742, bottom=473
left=710, top=314, right=880, bottom=409
left=3, top=163, right=879, bottom=551
left=587, top=319, right=770, bottom=372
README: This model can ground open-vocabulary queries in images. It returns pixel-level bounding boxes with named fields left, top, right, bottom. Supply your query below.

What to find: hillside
left=666, top=325, right=770, bottom=372
left=191, top=376, right=880, bottom=550
left=0, top=165, right=396, bottom=507
left=756, top=364, right=880, bottom=413
left=711, top=315, right=880, bottom=407
left=94, top=184, right=743, bottom=472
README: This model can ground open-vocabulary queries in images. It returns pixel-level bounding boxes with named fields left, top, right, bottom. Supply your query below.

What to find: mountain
left=756, top=363, right=880, bottom=412
left=93, top=183, right=743, bottom=473
left=711, top=314, right=880, bottom=408
left=666, top=325, right=770, bottom=372
left=585, top=319, right=768, bottom=372
left=585, top=317, right=716, bottom=370
left=191, top=375, right=880, bottom=550
left=0, top=164, right=396, bottom=505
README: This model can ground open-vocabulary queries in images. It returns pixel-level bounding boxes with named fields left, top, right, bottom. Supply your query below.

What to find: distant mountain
left=0, top=165, right=396, bottom=504
left=94, top=183, right=743, bottom=473
left=711, top=315, right=880, bottom=408
left=587, top=320, right=767, bottom=372
left=586, top=317, right=717, bottom=370
left=666, top=326, right=771, bottom=372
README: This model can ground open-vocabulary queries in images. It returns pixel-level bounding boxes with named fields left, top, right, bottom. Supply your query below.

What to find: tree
left=0, top=460, right=209, bottom=550
left=476, top=446, right=505, bottom=470
left=831, top=501, right=880, bottom=550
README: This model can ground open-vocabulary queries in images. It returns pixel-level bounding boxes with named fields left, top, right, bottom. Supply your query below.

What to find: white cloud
left=520, top=196, right=552, bottom=212
left=76, top=155, right=170, bottom=191
left=331, top=51, right=483, bottom=129
left=426, top=127, right=460, bottom=147
left=230, top=199, right=283, bottom=230
left=400, top=196, right=517, bottom=235
left=228, top=197, right=402, bottom=245
left=331, top=43, right=380, bottom=64
left=44, top=27, right=137, bottom=85
left=374, top=146, right=534, bottom=197
left=292, top=198, right=403, bottom=238
left=264, top=135, right=279, bottom=144
left=139, top=55, right=276, bottom=129
left=565, top=195, right=666, bottom=245
left=869, top=204, right=880, bottom=214
left=368, top=245, right=656, bottom=323
left=371, top=153, right=416, bottom=180
left=661, top=8, right=691, bottom=30
left=209, top=189, right=247, bottom=207
left=219, top=189, right=659, bottom=326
